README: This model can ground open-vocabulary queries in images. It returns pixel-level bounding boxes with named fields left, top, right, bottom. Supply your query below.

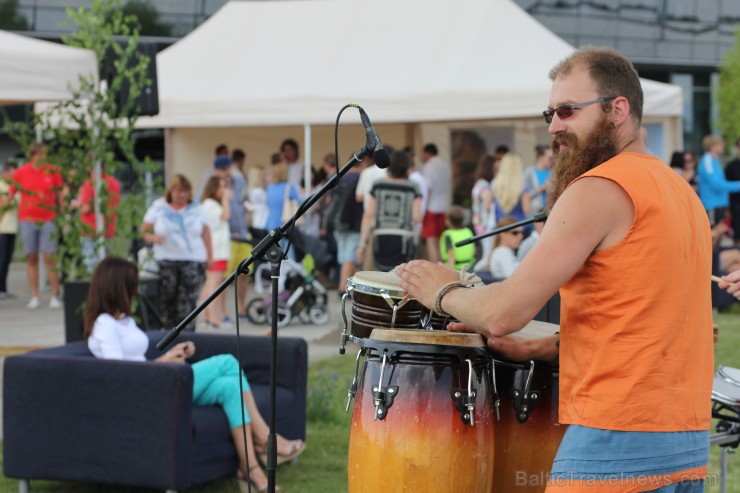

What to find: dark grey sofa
left=3, top=331, right=307, bottom=492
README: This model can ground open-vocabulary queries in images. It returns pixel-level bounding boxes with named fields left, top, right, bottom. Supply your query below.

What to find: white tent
left=138, top=0, right=683, bottom=178
left=0, top=30, right=97, bottom=105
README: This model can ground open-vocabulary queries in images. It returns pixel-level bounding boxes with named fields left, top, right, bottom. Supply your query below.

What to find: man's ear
left=611, top=96, right=631, bottom=126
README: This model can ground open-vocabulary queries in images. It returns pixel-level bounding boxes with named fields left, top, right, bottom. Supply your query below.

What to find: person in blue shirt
left=523, top=145, right=553, bottom=213
left=697, top=135, right=740, bottom=226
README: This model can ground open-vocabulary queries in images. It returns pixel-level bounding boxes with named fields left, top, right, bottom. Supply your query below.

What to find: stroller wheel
left=308, top=305, right=330, bottom=325
left=298, top=308, right=312, bottom=324
left=246, top=298, right=267, bottom=324
left=265, top=301, right=292, bottom=328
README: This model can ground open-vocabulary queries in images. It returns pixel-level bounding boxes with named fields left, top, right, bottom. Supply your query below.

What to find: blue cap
left=214, top=156, right=231, bottom=169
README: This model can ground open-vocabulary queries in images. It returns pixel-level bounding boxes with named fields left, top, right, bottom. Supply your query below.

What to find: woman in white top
left=488, top=216, right=524, bottom=280
left=140, top=174, right=212, bottom=332
left=199, top=176, right=232, bottom=328
left=84, top=257, right=305, bottom=493
left=471, top=154, right=495, bottom=271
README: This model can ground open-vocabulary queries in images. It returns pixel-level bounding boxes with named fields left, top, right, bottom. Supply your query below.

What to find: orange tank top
left=559, top=152, right=713, bottom=431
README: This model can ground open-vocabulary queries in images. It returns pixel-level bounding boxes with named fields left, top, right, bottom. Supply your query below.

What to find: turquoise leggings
left=192, top=354, right=252, bottom=429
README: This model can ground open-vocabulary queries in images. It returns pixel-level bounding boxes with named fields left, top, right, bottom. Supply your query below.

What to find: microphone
left=356, top=106, right=390, bottom=169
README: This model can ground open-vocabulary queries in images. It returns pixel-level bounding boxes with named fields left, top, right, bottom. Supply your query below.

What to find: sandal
left=238, top=465, right=281, bottom=493
left=256, top=440, right=306, bottom=466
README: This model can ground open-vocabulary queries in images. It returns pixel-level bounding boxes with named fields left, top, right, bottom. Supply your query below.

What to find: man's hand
left=720, top=270, right=740, bottom=299
left=395, top=260, right=460, bottom=310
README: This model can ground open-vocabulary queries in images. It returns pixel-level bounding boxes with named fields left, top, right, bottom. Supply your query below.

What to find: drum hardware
left=372, top=353, right=399, bottom=421
left=380, top=292, right=413, bottom=327
left=419, top=309, right=433, bottom=330
left=512, top=360, right=540, bottom=424
left=339, top=289, right=353, bottom=354
left=451, top=359, right=478, bottom=425
left=346, top=349, right=366, bottom=412
left=490, top=357, right=501, bottom=421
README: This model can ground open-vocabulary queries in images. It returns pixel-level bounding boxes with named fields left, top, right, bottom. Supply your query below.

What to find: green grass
left=1, top=314, right=739, bottom=492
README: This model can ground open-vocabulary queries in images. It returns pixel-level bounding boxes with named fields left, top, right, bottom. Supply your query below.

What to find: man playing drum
left=397, top=46, right=713, bottom=492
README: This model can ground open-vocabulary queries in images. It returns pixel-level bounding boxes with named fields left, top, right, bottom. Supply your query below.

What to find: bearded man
left=396, top=46, right=713, bottom=492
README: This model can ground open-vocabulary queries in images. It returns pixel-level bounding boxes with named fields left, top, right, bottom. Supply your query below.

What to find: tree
left=120, top=0, right=173, bottom=37
left=0, top=0, right=29, bottom=30
left=6, top=0, right=159, bottom=280
left=718, top=28, right=740, bottom=149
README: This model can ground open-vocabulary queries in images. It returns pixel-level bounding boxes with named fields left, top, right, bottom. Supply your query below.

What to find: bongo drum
left=342, top=271, right=424, bottom=340
left=491, top=321, right=565, bottom=492
left=347, top=329, right=495, bottom=493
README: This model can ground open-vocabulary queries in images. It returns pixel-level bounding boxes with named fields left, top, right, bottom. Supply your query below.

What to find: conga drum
left=342, top=271, right=424, bottom=340
left=347, top=329, right=495, bottom=493
left=492, top=321, right=565, bottom=492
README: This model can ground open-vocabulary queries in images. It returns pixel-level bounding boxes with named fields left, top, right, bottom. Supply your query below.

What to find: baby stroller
left=246, top=256, right=329, bottom=328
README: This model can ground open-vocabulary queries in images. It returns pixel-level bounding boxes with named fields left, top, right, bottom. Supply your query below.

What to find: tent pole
left=304, top=123, right=311, bottom=190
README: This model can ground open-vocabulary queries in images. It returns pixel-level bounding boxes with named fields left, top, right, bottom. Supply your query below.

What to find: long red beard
left=547, top=115, right=619, bottom=210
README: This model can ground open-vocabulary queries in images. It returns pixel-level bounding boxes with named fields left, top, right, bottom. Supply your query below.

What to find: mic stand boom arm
left=455, top=211, right=548, bottom=248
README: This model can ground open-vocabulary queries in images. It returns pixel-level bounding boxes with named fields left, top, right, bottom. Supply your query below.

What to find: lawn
left=1, top=313, right=739, bottom=492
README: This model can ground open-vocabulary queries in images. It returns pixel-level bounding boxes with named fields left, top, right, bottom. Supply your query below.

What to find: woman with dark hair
left=357, top=151, right=422, bottom=271
left=670, top=150, right=698, bottom=191
left=85, top=256, right=304, bottom=493
left=141, top=174, right=212, bottom=332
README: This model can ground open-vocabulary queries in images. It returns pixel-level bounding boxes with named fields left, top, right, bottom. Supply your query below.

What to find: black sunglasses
left=542, top=96, right=616, bottom=124
left=509, top=230, right=524, bottom=236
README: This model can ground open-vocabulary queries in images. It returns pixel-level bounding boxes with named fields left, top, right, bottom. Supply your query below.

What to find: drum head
left=349, top=270, right=407, bottom=298
left=369, top=328, right=485, bottom=348
left=713, top=366, right=740, bottom=407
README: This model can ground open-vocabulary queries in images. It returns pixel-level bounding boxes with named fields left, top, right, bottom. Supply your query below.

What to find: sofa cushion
left=190, top=406, right=239, bottom=485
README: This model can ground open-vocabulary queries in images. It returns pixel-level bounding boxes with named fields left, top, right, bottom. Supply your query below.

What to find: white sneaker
left=49, top=296, right=62, bottom=309
left=27, top=297, right=41, bottom=310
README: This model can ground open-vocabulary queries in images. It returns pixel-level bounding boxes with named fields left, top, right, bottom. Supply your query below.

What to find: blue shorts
left=334, top=231, right=360, bottom=265
left=546, top=425, right=708, bottom=492
left=19, top=220, right=56, bottom=255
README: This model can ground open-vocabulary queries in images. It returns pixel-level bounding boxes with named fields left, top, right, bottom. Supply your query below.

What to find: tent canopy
left=0, top=30, right=97, bottom=105
left=140, top=0, right=682, bottom=129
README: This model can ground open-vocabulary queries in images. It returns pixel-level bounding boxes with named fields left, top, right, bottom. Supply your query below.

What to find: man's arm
left=397, top=176, right=634, bottom=337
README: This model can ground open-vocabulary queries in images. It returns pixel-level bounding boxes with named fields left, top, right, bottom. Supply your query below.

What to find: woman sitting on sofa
left=83, top=256, right=304, bottom=493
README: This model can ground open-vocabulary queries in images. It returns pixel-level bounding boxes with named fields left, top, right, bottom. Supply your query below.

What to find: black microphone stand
left=455, top=211, right=548, bottom=248
left=157, top=146, right=371, bottom=493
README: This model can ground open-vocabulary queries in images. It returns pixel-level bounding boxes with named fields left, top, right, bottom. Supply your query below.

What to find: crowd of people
left=3, top=128, right=740, bottom=314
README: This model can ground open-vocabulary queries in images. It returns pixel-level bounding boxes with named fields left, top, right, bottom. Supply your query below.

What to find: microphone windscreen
left=373, top=148, right=391, bottom=169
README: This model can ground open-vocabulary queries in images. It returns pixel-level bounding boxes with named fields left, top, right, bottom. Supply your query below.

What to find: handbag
left=281, top=183, right=303, bottom=225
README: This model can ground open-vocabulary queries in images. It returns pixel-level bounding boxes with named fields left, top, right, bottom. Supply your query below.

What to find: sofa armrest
left=3, top=353, right=195, bottom=490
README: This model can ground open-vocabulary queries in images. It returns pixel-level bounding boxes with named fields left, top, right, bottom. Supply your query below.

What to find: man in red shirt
left=75, top=169, right=121, bottom=273
left=10, top=144, right=63, bottom=309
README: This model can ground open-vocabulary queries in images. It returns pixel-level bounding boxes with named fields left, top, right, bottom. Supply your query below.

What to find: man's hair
left=281, top=138, right=299, bottom=153
left=423, top=143, right=438, bottom=156
left=28, top=143, right=47, bottom=158
left=388, top=151, right=410, bottom=179
left=494, top=144, right=510, bottom=155
left=323, top=153, right=337, bottom=168
left=232, top=149, right=246, bottom=162
left=214, top=144, right=228, bottom=156
left=270, top=152, right=282, bottom=165
left=535, top=144, right=550, bottom=158
left=549, top=46, right=643, bottom=123
left=446, top=205, right=466, bottom=229
left=703, top=135, right=723, bottom=151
